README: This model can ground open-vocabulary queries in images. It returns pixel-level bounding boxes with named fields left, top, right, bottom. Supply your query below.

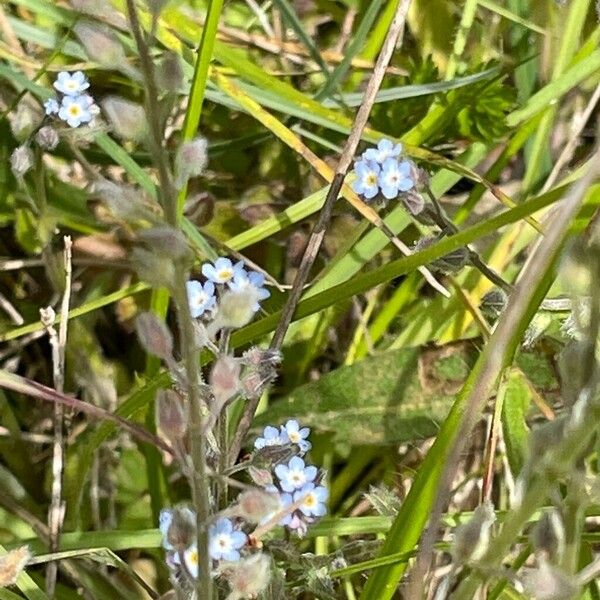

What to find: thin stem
left=172, top=278, right=212, bottom=600
left=229, top=0, right=414, bottom=463
left=125, top=0, right=176, bottom=225
left=424, top=184, right=513, bottom=294
left=217, top=330, right=231, bottom=509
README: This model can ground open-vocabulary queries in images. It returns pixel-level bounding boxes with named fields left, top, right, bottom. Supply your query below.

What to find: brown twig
left=0, top=369, right=175, bottom=456
left=228, top=0, right=414, bottom=464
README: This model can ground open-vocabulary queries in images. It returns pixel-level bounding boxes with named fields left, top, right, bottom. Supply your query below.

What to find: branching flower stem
left=125, top=2, right=212, bottom=597
left=423, top=184, right=513, bottom=294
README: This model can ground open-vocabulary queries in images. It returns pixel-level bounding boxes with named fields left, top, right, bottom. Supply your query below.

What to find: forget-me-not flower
left=229, top=270, right=270, bottom=311
left=53, top=71, right=90, bottom=96
left=58, top=95, right=93, bottom=127
left=208, top=518, right=247, bottom=562
left=281, top=420, right=311, bottom=453
left=254, top=425, right=289, bottom=450
left=172, top=544, right=200, bottom=578
left=44, top=98, right=59, bottom=116
left=294, top=483, right=328, bottom=517
left=275, top=456, right=317, bottom=493
left=202, top=257, right=245, bottom=284
left=379, top=158, right=415, bottom=199
left=186, top=280, right=216, bottom=318
left=352, top=159, right=381, bottom=200
left=363, top=138, right=402, bottom=164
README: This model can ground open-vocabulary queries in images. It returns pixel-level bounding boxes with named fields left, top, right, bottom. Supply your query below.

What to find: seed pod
left=522, top=560, right=579, bottom=600
left=222, top=553, right=271, bottom=600
left=156, top=389, right=188, bottom=440
left=452, top=501, right=496, bottom=564
left=233, top=489, right=281, bottom=524
left=531, top=509, right=565, bottom=564
left=138, top=227, right=191, bottom=262
left=74, top=21, right=125, bottom=67
left=210, top=355, right=241, bottom=411
left=175, top=137, right=208, bottom=188
left=10, top=146, right=33, bottom=178
left=0, top=546, right=31, bottom=587
left=35, top=126, right=59, bottom=150
left=101, top=96, right=147, bottom=142
left=135, top=312, right=174, bottom=362
left=210, top=288, right=260, bottom=333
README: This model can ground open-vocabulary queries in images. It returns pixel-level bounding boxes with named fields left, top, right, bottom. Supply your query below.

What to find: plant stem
left=172, top=278, right=212, bottom=600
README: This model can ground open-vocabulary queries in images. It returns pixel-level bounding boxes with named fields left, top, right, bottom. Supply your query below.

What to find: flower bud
left=210, top=355, right=241, bottom=410
left=101, top=96, right=147, bottom=142
left=138, top=227, right=191, bottom=262
left=222, top=553, right=271, bottom=600
left=480, top=288, right=508, bottom=321
left=0, top=546, right=31, bottom=587
left=233, top=489, right=281, bottom=524
left=156, top=389, right=188, bottom=440
left=164, top=507, right=196, bottom=552
left=10, top=146, right=33, bottom=178
left=531, top=509, right=565, bottom=564
left=401, top=190, right=425, bottom=215
left=248, top=466, right=274, bottom=487
left=452, top=501, right=496, bottom=564
left=135, top=312, right=174, bottom=362
left=211, top=288, right=260, bottom=332
left=175, top=137, right=208, bottom=188
left=74, top=21, right=125, bottom=67
left=35, top=126, right=59, bottom=150
left=92, top=179, right=156, bottom=223
left=157, top=52, right=184, bottom=92
left=131, top=247, right=176, bottom=290
left=521, top=560, right=579, bottom=600
left=242, top=347, right=282, bottom=367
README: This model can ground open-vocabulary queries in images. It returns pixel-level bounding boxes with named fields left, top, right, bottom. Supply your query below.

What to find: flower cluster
left=352, top=138, right=416, bottom=200
left=44, top=71, right=99, bottom=128
left=160, top=509, right=247, bottom=578
left=254, top=420, right=328, bottom=536
left=186, top=257, right=271, bottom=319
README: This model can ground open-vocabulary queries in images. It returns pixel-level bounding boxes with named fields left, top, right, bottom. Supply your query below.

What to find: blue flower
left=172, top=544, right=200, bottom=578
left=159, top=509, right=173, bottom=549
left=58, top=95, right=93, bottom=128
left=44, top=98, right=59, bottom=115
left=281, top=420, right=311, bottom=453
left=208, top=518, right=247, bottom=562
left=379, top=158, right=415, bottom=199
left=274, top=456, right=317, bottom=493
left=363, top=138, right=403, bottom=164
left=229, top=270, right=270, bottom=311
left=352, top=159, right=380, bottom=200
left=202, top=257, right=245, bottom=284
left=254, top=425, right=288, bottom=450
left=53, top=71, right=90, bottom=96
left=294, top=483, right=328, bottom=517
left=186, top=279, right=216, bottom=318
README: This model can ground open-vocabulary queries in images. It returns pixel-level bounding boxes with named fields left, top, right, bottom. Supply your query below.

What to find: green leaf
left=500, top=369, right=532, bottom=478
left=255, top=347, right=472, bottom=445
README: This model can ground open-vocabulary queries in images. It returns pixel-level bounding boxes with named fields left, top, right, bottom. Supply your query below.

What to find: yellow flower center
left=68, top=104, right=82, bottom=117
left=188, top=550, right=198, bottom=566
left=218, top=269, right=233, bottom=280
left=366, top=173, right=378, bottom=185
left=289, top=432, right=300, bottom=442
left=304, top=493, right=316, bottom=507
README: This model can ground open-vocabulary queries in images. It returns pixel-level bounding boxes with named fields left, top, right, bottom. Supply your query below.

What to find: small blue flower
left=229, top=270, right=270, bottom=311
left=54, top=71, right=90, bottom=96
left=294, top=483, right=328, bottom=517
left=379, top=158, right=415, bottom=199
left=172, top=544, right=200, bottom=578
left=186, top=279, right=216, bottom=318
left=208, top=518, right=247, bottom=562
left=281, top=420, right=311, bottom=453
left=202, top=257, right=245, bottom=284
left=352, top=159, right=380, bottom=200
left=44, top=98, right=59, bottom=116
left=274, top=456, right=317, bottom=493
left=159, top=509, right=173, bottom=549
left=58, top=95, right=93, bottom=128
left=363, top=138, right=403, bottom=164
left=254, top=425, right=288, bottom=450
